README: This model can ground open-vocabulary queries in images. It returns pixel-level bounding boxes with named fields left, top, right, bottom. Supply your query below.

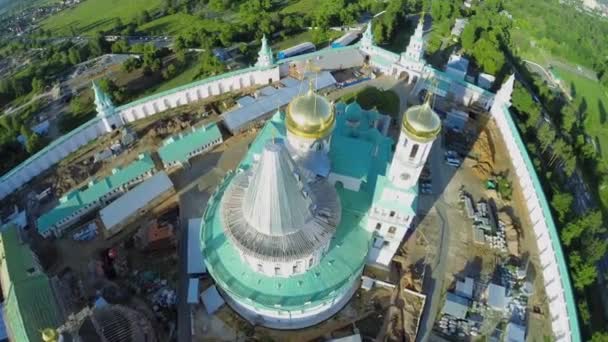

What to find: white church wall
left=491, top=102, right=579, bottom=342
left=220, top=270, right=360, bottom=330
left=0, top=67, right=281, bottom=200
left=239, top=241, right=329, bottom=278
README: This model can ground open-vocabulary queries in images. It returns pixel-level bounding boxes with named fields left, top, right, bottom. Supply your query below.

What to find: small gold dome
left=41, top=328, right=59, bottom=342
left=286, top=89, right=335, bottom=139
left=402, top=101, right=441, bottom=142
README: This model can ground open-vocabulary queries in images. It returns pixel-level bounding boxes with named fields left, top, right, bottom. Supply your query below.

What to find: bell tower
left=388, top=100, right=440, bottom=189
left=256, top=35, right=274, bottom=68
left=366, top=96, right=441, bottom=267
left=92, top=81, right=121, bottom=132
left=402, top=15, right=425, bottom=64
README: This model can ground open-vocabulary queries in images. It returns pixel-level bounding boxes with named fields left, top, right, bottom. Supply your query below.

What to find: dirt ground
left=421, top=113, right=553, bottom=340
left=193, top=286, right=393, bottom=342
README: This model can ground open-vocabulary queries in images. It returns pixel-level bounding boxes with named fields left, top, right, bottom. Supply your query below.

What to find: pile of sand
left=471, top=129, right=495, bottom=179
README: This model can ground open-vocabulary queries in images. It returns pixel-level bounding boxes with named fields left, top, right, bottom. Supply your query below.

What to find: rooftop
left=202, top=103, right=394, bottom=310
left=442, top=293, right=470, bottom=319
left=0, top=228, right=61, bottom=342
left=36, top=153, right=155, bottom=235
left=158, top=123, right=222, bottom=166
left=221, top=72, right=336, bottom=133
left=99, top=171, right=174, bottom=231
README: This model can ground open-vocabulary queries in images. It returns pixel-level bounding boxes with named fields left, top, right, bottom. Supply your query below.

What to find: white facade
left=238, top=241, right=329, bottom=278
left=366, top=107, right=439, bottom=267
left=390, top=17, right=426, bottom=83
left=388, top=133, right=434, bottom=189
left=490, top=75, right=578, bottom=341
left=221, top=272, right=360, bottom=330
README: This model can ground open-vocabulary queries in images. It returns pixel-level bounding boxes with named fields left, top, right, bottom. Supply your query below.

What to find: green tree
left=198, top=51, right=225, bottom=77
left=137, top=10, right=151, bottom=25
left=122, top=57, right=141, bottom=72
left=569, top=252, right=597, bottom=290
left=551, top=191, right=573, bottom=223
left=31, top=78, right=44, bottom=94
left=111, top=39, right=129, bottom=54
left=537, top=124, right=556, bottom=152
left=590, top=332, right=608, bottom=342
left=68, top=47, right=82, bottom=65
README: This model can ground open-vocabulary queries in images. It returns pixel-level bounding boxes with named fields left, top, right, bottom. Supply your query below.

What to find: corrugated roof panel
left=36, top=153, right=155, bottom=235
left=158, top=123, right=222, bottom=166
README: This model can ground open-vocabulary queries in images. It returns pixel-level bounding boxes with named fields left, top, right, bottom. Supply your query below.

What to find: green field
left=144, top=59, right=201, bottom=95
left=280, top=0, right=322, bottom=14
left=272, top=30, right=342, bottom=51
left=41, top=0, right=162, bottom=35
left=137, top=13, right=223, bottom=36
left=554, top=67, right=608, bottom=156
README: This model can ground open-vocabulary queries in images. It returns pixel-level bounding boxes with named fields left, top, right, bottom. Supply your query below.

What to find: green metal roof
left=500, top=105, right=580, bottom=340
left=202, top=180, right=371, bottom=309
left=36, top=153, right=155, bottom=235
left=0, top=228, right=61, bottom=341
left=0, top=66, right=262, bottom=184
left=201, top=102, right=396, bottom=310
left=330, top=136, right=373, bottom=181
left=158, top=123, right=222, bottom=166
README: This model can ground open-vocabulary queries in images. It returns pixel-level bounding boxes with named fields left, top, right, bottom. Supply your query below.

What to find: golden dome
left=286, top=89, right=335, bottom=139
left=41, top=328, right=59, bottom=342
left=402, top=101, right=441, bottom=142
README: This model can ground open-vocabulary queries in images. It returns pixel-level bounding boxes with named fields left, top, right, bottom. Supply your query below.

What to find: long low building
left=36, top=153, right=156, bottom=238
left=158, top=123, right=223, bottom=170
left=221, top=72, right=337, bottom=134
left=99, top=171, right=175, bottom=238
left=0, top=227, right=62, bottom=342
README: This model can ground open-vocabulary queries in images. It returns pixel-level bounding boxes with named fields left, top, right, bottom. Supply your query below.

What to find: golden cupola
left=402, top=100, right=441, bottom=142
left=286, top=84, right=335, bottom=139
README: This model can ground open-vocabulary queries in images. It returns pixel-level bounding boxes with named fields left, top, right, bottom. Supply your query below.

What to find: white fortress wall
left=491, top=103, right=580, bottom=342
left=0, top=66, right=280, bottom=200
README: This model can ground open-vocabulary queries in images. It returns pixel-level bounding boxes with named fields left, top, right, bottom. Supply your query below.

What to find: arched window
left=388, top=226, right=397, bottom=234
left=390, top=211, right=396, bottom=217
left=409, top=144, right=419, bottom=159
left=375, top=223, right=382, bottom=230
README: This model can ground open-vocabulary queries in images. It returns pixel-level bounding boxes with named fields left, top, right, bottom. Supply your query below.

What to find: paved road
left=174, top=152, right=223, bottom=342
left=174, top=134, right=253, bottom=342
left=417, top=133, right=455, bottom=342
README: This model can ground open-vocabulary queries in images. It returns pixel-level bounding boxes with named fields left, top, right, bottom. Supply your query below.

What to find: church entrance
left=398, top=71, right=410, bottom=83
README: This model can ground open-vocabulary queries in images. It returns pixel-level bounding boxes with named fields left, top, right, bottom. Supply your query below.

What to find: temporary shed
left=200, top=286, right=224, bottom=315
left=487, top=283, right=507, bottom=311
left=441, top=293, right=470, bottom=319
left=187, top=219, right=206, bottom=275
left=455, top=277, right=474, bottom=299
left=187, top=278, right=199, bottom=304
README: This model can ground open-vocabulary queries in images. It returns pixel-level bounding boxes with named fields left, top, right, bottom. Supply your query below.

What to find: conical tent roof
left=242, top=140, right=313, bottom=236
left=220, top=139, right=341, bottom=262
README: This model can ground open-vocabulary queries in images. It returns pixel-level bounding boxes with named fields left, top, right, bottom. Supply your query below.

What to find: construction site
left=0, top=69, right=558, bottom=342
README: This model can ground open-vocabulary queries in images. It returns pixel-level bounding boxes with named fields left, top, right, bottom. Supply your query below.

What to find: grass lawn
left=137, top=13, right=224, bottom=36
left=143, top=58, right=201, bottom=95
left=280, top=0, right=323, bottom=15
left=40, top=0, right=162, bottom=35
left=272, top=30, right=342, bottom=51
left=554, top=67, right=608, bottom=156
